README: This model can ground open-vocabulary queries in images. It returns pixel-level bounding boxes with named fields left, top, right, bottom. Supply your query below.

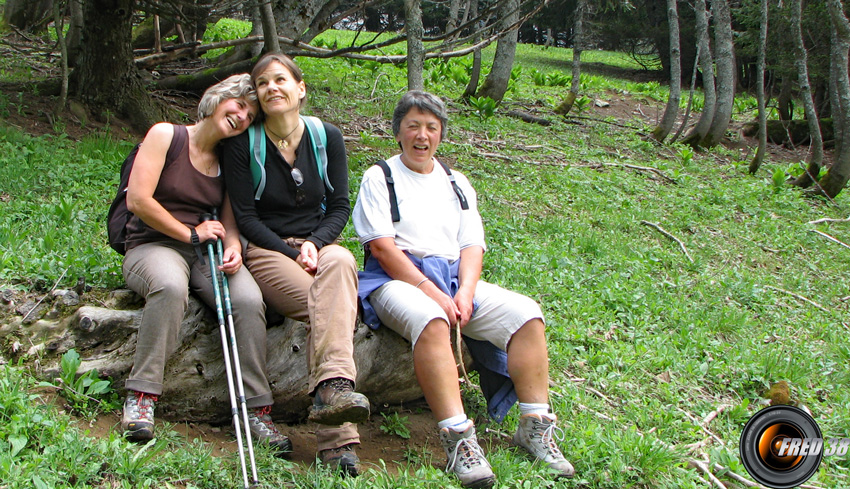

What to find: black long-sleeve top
left=221, top=120, right=350, bottom=261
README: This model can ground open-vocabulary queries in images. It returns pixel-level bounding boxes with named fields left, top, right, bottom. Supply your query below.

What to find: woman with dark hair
left=221, top=53, right=367, bottom=476
left=121, top=74, right=290, bottom=456
left=354, top=90, right=575, bottom=488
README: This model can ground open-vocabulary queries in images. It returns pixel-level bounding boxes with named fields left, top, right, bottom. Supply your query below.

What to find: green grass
left=3, top=30, right=850, bottom=488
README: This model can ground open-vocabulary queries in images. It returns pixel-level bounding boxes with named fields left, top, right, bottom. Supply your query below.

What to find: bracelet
left=415, top=278, right=430, bottom=288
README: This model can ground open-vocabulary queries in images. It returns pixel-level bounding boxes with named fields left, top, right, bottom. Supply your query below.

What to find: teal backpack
left=248, top=115, right=333, bottom=204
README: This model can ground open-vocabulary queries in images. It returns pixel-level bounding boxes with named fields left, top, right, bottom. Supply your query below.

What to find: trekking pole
left=209, top=209, right=260, bottom=486
left=199, top=212, right=255, bottom=489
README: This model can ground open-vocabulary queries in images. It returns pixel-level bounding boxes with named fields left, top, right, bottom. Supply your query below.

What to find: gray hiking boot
left=513, top=413, right=575, bottom=479
left=319, top=443, right=361, bottom=477
left=439, top=423, right=496, bottom=488
left=121, top=391, right=157, bottom=442
left=247, top=406, right=293, bottom=457
left=308, top=378, right=370, bottom=426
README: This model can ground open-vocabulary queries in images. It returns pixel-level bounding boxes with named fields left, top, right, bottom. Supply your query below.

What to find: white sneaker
left=439, top=423, right=496, bottom=488
left=513, top=413, right=575, bottom=479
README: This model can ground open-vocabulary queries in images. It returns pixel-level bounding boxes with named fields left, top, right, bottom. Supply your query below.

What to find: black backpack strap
left=437, top=160, right=469, bottom=210
left=374, top=159, right=400, bottom=222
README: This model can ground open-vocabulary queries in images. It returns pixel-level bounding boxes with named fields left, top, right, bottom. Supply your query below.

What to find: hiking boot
left=121, top=391, right=157, bottom=442
left=319, top=443, right=361, bottom=477
left=513, top=413, right=575, bottom=479
left=439, top=423, right=496, bottom=488
left=247, top=406, right=293, bottom=457
left=308, top=378, right=370, bottom=426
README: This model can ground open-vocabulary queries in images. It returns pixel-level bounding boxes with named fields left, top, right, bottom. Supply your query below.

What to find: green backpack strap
left=301, top=115, right=333, bottom=193
left=249, top=123, right=267, bottom=201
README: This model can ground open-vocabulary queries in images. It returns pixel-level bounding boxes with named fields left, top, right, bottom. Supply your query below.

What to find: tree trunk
left=0, top=292, right=431, bottom=424
left=404, top=0, right=425, bottom=91
left=462, top=0, right=482, bottom=99
left=777, top=76, right=794, bottom=121
left=273, top=0, right=333, bottom=41
left=748, top=0, right=769, bottom=174
left=66, top=0, right=84, bottom=67
left=652, top=0, right=682, bottom=142
left=555, top=0, right=586, bottom=115
left=818, top=0, right=850, bottom=198
left=478, top=0, right=520, bottom=103
left=260, top=0, right=280, bottom=53
left=701, top=0, right=735, bottom=147
left=301, top=0, right=341, bottom=44
left=682, top=0, right=716, bottom=147
left=3, top=0, right=53, bottom=32
left=52, top=0, right=69, bottom=116
left=789, top=0, right=826, bottom=188
left=446, top=0, right=463, bottom=40
left=69, top=0, right=170, bottom=133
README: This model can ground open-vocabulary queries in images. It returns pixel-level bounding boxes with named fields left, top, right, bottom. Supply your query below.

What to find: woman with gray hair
left=354, top=90, right=574, bottom=488
left=119, top=74, right=289, bottom=455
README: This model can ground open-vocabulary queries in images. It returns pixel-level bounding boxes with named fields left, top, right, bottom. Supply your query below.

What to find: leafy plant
left=678, top=146, right=695, bottom=166
left=41, top=349, right=118, bottom=417
left=468, top=96, right=497, bottom=120
left=380, top=412, right=411, bottom=439
left=771, top=166, right=787, bottom=191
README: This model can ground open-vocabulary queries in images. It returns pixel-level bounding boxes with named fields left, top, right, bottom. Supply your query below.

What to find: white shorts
left=369, top=279, right=544, bottom=351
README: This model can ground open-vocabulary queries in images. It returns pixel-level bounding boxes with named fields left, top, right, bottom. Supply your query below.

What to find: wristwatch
left=190, top=227, right=200, bottom=246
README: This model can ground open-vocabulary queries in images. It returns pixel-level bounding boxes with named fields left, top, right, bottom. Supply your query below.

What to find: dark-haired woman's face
left=254, top=61, right=305, bottom=117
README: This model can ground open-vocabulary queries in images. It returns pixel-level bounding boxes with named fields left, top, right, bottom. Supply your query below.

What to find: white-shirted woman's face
left=253, top=61, right=305, bottom=117
left=396, top=107, right=442, bottom=171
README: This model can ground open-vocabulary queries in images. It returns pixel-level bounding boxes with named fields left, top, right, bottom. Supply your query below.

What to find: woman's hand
left=296, top=240, right=318, bottom=273
left=219, top=246, right=243, bottom=275
left=420, top=281, right=461, bottom=327
left=194, top=220, right=226, bottom=244
left=453, top=287, right=475, bottom=329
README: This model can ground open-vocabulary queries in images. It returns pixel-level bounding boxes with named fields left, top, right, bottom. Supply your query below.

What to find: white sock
left=519, top=402, right=550, bottom=416
left=438, top=414, right=470, bottom=431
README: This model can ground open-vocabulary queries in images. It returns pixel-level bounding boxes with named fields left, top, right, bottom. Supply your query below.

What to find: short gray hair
left=392, top=90, right=448, bottom=141
left=197, top=73, right=257, bottom=120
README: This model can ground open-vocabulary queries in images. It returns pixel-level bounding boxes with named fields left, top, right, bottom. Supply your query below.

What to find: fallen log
left=1, top=289, right=426, bottom=424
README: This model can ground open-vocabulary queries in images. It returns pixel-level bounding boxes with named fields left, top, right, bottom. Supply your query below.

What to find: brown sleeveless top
left=125, top=125, right=224, bottom=251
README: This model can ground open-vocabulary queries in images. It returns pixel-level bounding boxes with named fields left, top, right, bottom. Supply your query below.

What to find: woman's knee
left=319, top=245, right=357, bottom=271
left=414, top=318, right=451, bottom=346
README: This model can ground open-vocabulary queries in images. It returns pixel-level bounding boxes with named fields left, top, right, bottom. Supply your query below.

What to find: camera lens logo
left=739, top=405, right=823, bottom=489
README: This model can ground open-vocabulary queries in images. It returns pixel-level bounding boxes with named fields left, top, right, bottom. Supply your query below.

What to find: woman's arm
left=454, top=245, right=484, bottom=328
left=127, top=123, right=225, bottom=244
left=306, top=122, right=350, bottom=248
left=369, top=237, right=461, bottom=326
left=221, top=131, right=300, bottom=260
left=217, top=194, right=243, bottom=274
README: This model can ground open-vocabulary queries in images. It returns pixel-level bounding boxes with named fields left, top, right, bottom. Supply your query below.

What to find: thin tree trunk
left=701, top=0, right=734, bottom=147
left=66, top=0, right=83, bottom=66
left=260, top=0, right=280, bottom=53
left=478, top=0, right=519, bottom=103
left=463, top=0, right=482, bottom=98
left=556, top=0, right=586, bottom=115
left=446, top=0, right=462, bottom=40
left=153, top=14, right=162, bottom=53
left=790, top=0, right=826, bottom=187
left=748, top=0, right=769, bottom=174
left=671, top=44, right=701, bottom=143
left=682, top=0, right=716, bottom=147
left=52, top=0, right=69, bottom=116
left=404, top=0, right=425, bottom=91
left=817, top=0, right=850, bottom=198
left=652, top=0, right=682, bottom=142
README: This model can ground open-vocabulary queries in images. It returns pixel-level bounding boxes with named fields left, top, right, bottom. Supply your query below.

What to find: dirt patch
left=66, top=399, right=450, bottom=474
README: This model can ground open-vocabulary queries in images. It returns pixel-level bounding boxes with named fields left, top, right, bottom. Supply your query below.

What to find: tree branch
left=640, top=221, right=694, bottom=263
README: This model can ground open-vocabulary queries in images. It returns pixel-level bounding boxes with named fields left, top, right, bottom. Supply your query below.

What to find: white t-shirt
left=353, top=155, right=486, bottom=261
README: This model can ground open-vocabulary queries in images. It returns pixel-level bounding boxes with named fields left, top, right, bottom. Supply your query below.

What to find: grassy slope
left=2, top=32, right=850, bottom=488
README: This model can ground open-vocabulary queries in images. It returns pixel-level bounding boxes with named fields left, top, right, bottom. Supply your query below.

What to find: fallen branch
left=505, top=110, right=552, bottom=126
left=702, top=404, right=729, bottom=426
left=763, top=285, right=829, bottom=313
left=22, top=267, right=68, bottom=322
left=640, top=221, right=694, bottom=263
left=677, top=407, right=725, bottom=446
left=688, top=459, right=727, bottom=489
left=810, top=229, right=850, bottom=251
left=711, top=463, right=765, bottom=488
left=808, top=217, right=850, bottom=225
